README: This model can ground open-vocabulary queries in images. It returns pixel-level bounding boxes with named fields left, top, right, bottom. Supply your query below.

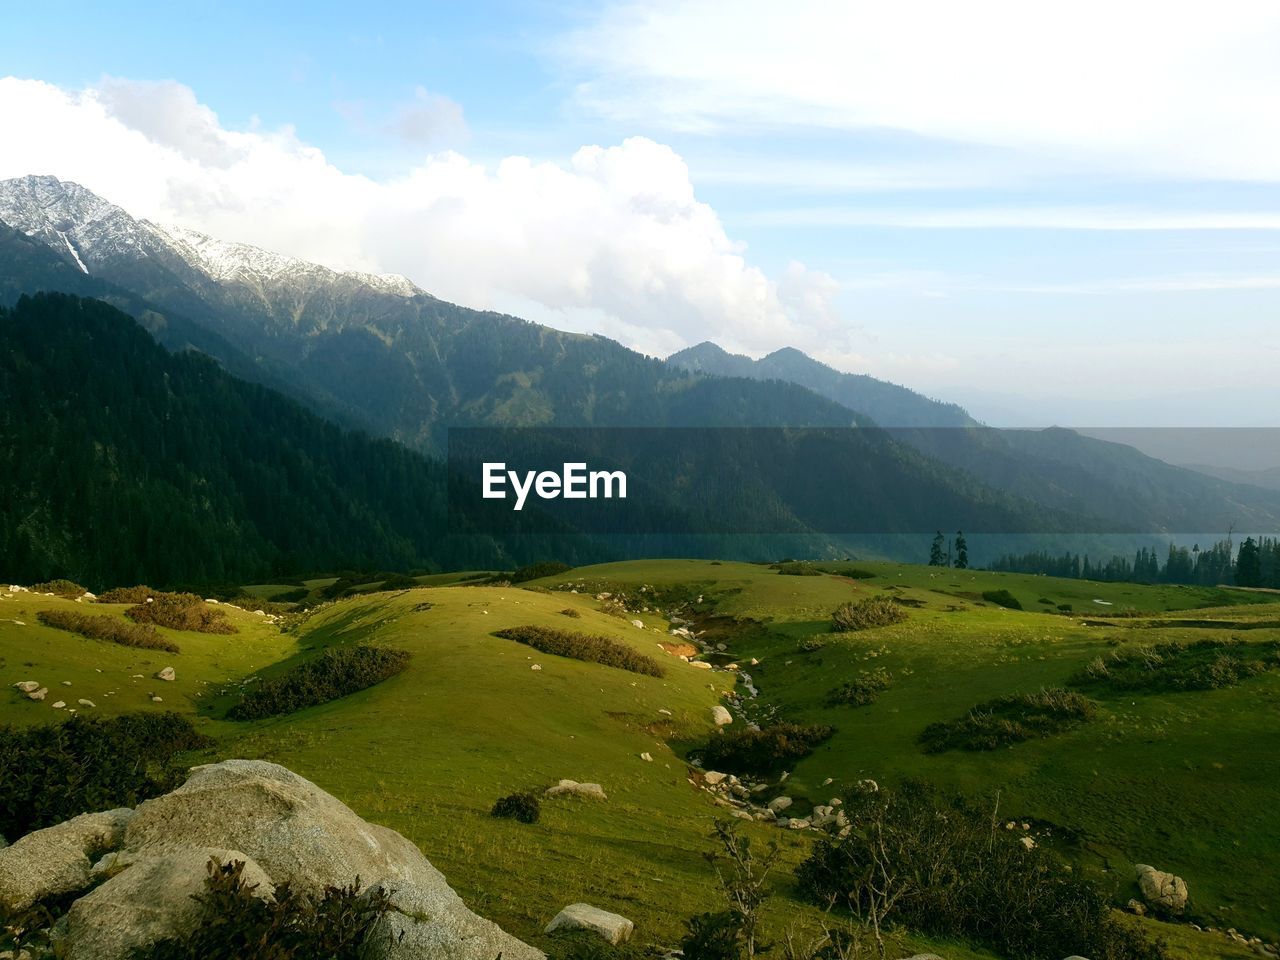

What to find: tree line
left=989, top=536, right=1280, bottom=588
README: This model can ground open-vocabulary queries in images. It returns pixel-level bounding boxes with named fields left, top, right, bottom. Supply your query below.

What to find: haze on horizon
left=2, top=0, right=1279, bottom=428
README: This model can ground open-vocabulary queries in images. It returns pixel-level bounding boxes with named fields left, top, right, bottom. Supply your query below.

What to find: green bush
left=1057, top=603, right=1074, bottom=612
left=138, top=858, right=392, bottom=960
left=798, top=637, right=826, bottom=653
left=681, top=911, right=746, bottom=960
left=97, top=584, right=164, bottom=604
left=228, top=646, right=411, bottom=720
left=919, top=688, right=1095, bottom=753
left=510, top=561, right=572, bottom=583
left=982, top=589, right=1023, bottom=610
left=491, top=791, right=541, bottom=824
left=378, top=573, right=418, bottom=591
left=36, top=609, right=179, bottom=653
left=698, top=723, right=835, bottom=777
left=797, top=780, right=1165, bottom=960
left=31, top=579, right=88, bottom=598
left=126, top=593, right=236, bottom=634
left=827, top=667, right=892, bottom=707
left=494, top=625, right=665, bottom=678
left=1070, top=638, right=1280, bottom=693
left=559, top=607, right=582, bottom=619
left=776, top=561, right=821, bottom=576
left=830, top=596, right=908, bottom=632
left=0, top=713, right=212, bottom=840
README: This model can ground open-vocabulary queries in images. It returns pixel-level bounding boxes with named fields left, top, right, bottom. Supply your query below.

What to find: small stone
left=156, top=667, right=176, bottom=682
left=51, top=700, right=66, bottom=709
left=703, top=771, right=728, bottom=786
left=61, top=680, right=72, bottom=686
left=639, top=753, right=653, bottom=762
left=151, top=696, right=163, bottom=703
left=77, top=698, right=96, bottom=708
left=27, top=687, right=48, bottom=701
left=531, top=664, right=542, bottom=671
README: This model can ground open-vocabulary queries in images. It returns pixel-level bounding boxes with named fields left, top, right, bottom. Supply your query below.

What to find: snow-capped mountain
left=0, top=175, right=422, bottom=326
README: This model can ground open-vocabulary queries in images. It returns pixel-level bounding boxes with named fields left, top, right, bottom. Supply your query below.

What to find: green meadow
left=3, top=560, right=1275, bottom=960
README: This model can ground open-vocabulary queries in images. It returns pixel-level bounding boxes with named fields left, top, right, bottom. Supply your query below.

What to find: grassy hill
left=3, top=562, right=1274, bottom=959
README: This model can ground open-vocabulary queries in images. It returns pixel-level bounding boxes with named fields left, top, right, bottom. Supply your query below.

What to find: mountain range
left=3, top=173, right=1280, bottom=585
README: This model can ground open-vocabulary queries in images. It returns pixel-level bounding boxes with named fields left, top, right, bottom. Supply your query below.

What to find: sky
left=2, top=0, right=1279, bottom=427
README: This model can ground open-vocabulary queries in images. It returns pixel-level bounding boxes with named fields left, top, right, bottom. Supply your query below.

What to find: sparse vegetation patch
left=797, top=781, right=1165, bottom=960
left=831, top=596, right=908, bottom=632
left=0, top=713, right=212, bottom=840
left=982, top=588, right=1023, bottom=610
left=1071, top=637, right=1280, bottom=693
left=125, top=592, right=237, bottom=634
left=698, top=722, right=835, bottom=777
left=827, top=667, right=892, bottom=707
left=918, top=688, right=1095, bottom=753
left=36, top=609, right=179, bottom=653
left=494, top=625, right=665, bottom=677
left=227, top=645, right=411, bottom=720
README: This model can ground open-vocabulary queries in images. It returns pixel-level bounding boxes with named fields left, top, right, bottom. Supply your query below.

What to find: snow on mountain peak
left=0, top=175, right=421, bottom=298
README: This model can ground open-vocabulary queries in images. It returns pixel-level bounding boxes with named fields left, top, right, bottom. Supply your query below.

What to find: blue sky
left=3, top=0, right=1280, bottom=426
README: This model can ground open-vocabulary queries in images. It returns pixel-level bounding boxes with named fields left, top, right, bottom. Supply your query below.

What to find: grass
left=2, top=561, right=1275, bottom=960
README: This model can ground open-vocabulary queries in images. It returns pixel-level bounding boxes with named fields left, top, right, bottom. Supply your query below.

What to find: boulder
left=1135, top=863, right=1188, bottom=914
left=545, top=903, right=634, bottom=945
left=767, top=796, right=793, bottom=814
left=630, top=619, right=645, bottom=629
left=112, top=760, right=541, bottom=960
left=0, top=808, right=134, bottom=911
left=59, top=848, right=273, bottom=960
left=710, top=705, right=733, bottom=726
left=703, top=771, right=728, bottom=786
left=14, top=680, right=40, bottom=693
left=545, top=779, right=607, bottom=801
left=155, top=667, right=175, bottom=682
left=27, top=687, right=48, bottom=702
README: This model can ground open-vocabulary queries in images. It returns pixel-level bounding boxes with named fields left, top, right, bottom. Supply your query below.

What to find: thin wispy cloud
left=559, top=0, right=1280, bottom=181
left=740, top=207, right=1280, bottom=231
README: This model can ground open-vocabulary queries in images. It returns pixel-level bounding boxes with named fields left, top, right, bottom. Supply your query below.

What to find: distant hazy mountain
left=668, top=341, right=973, bottom=427
left=1183, top=464, right=1280, bottom=492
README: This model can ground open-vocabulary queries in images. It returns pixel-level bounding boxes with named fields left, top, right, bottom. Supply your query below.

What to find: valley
left=4, top=561, right=1276, bottom=959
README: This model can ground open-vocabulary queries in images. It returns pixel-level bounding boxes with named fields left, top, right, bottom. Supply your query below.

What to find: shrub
left=126, top=593, right=236, bottom=634
left=830, top=597, right=908, bottom=632
left=827, top=667, right=892, bottom=707
left=36, top=609, right=179, bottom=653
left=832, top=567, right=876, bottom=580
left=491, top=791, right=541, bottom=824
left=1057, top=603, right=1074, bottom=612
left=797, top=780, right=1165, bottom=960
left=30, top=579, right=87, bottom=598
left=97, top=584, right=163, bottom=604
left=227, top=645, right=411, bottom=720
left=0, top=713, right=212, bottom=840
left=559, top=607, right=582, bottom=618
left=918, top=688, right=1095, bottom=753
left=138, top=858, right=392, bottom=960
left=698, top=723, right=835, bottom=777
left=798, top=637, right=826, bottom=653
left=495, top=625, right=665, bottom=677
left=777, top=562, right=821, bottom=577
left=1069, top=638, right=1280, bottom=693
left=982, top=589, right=1023, bottom=610
left=682, top=910, right=747, bottom=960
left=510, top=561, right=572, bottom=583
left=378, top=573, right=418, bottom=591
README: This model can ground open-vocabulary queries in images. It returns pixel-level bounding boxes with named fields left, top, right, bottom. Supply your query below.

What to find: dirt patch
left=660, top=641, right=699, bottom=657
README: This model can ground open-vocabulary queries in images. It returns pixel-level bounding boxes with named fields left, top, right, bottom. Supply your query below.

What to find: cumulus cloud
left=0, top=76, right=846, bottom=359
left=558, top=0, right=1280, bottom=181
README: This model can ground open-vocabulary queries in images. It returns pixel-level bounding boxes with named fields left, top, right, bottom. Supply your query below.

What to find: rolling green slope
left=3, top=564, right=1272, bottom=959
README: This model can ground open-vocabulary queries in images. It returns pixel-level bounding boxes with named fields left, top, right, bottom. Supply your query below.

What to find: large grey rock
left=0, top=808, right=133, bottom=911
left=1135, top=863, right=1188, bottom=914
left=546, top=903, right=634, bottom=944
left=59, top=848, right=273, bottom=960
left=115, top=759, right=541, bottom=960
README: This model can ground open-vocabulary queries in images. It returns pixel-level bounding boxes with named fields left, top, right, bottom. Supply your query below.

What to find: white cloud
left=740, top=206, right=1280, bottom=230
left=558, top=0, right=1280, bottom=181
left=0, top=76, right=848, bottom=359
